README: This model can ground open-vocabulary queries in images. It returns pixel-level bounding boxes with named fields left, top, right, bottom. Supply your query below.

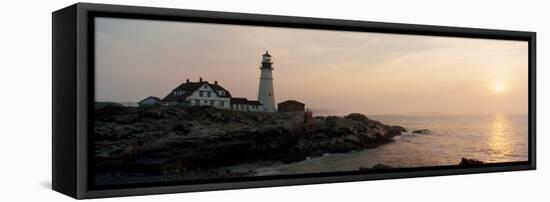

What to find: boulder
left=412, top=129, right=431, bottom=134
left=388, top=125, right=407, bottom=134
left=372, top=163, right=394, bottom=169
left=345, top=113, right=369, bottom=121
left=459, top=158, right=484, bottom=166
left=359, top=163, right=394, bottom=171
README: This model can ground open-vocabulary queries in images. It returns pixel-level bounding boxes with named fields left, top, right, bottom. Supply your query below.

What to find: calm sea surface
left=253, top=114, right=529, bottom=176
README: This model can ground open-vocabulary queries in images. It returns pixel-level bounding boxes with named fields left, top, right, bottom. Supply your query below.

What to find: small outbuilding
left=138, top=96, right=162, bottom=107
left=277, top=100, right=305, bottom=112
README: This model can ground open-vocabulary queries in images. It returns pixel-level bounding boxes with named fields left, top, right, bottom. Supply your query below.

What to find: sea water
left=254, top=114, right=528, bottom=175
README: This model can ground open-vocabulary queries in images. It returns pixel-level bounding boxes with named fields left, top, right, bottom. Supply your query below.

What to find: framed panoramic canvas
left=52, top=3, right=536, bottom=199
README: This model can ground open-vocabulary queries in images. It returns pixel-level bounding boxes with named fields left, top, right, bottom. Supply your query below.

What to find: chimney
left=214, top=81, right=218, bottom=85
left=186, top=78, right=189, bottom=83
left=199, top=77, right=203, bottom=82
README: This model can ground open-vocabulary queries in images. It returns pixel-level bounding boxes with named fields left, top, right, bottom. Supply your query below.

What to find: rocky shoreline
left=93, top=104, right=406, bottom=184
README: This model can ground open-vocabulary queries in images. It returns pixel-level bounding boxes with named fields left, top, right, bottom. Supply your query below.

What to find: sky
left=95, top=17, right=528, bottom=115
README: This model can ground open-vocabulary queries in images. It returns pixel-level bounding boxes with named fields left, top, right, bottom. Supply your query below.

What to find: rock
left=140, top=108, right=166, bottom=119
left=93, top=106, right=406, bottom=177
left=114, top=114, right=138, bottom=124
left=359, top=163, right=394, bottom=171
left=95, top=142, right=143, bottom=160
left=459, top=158, right=484, bottom=166
left=345, top=113, right=369, bottom=121
left=412, top=129, right=430, bottom=134
left=172, top=122, right=191, bottom=135
left=372, top=163, right=394, bottom=169
left=388, top=125, right=407, bottom=133
left=95, top=102, right=124, bottom=110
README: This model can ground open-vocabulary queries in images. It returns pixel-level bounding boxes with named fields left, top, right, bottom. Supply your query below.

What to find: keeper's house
left=162, top=77, right=266, bottom=112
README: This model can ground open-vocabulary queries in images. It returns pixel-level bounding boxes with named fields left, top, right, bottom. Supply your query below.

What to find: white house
left=163, top=77, right=232, bottom=108
left=230, top=97, right=264, bottom=112
left=162, top=77, right=266, bottom=112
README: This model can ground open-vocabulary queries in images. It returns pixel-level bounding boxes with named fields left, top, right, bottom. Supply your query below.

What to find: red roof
left=278, top=100, right=304, bottom=106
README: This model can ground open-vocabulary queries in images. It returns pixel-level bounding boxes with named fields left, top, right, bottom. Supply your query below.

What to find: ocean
left=252, top=114, right=529, bottom=176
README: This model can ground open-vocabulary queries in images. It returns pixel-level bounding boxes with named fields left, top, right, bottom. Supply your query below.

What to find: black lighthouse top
left=261, top=50, right=273, bottom=69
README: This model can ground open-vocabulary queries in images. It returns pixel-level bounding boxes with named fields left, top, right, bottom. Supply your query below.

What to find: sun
left=494, top=81, right=505, bottom=94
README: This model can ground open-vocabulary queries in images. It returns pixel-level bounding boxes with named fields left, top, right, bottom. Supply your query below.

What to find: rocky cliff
left=93, top=104, right=406, bottom=178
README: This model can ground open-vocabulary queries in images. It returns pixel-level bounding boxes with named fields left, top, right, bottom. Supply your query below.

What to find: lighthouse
left=257, top=51, right=276, bottom=112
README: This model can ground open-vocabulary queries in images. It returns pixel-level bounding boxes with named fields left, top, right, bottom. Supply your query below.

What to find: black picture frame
left=52, top=3, right=536, bottom=199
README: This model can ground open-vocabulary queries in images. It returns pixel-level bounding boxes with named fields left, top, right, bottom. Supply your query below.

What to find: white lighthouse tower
left=257, top=51, right=276, bottom=112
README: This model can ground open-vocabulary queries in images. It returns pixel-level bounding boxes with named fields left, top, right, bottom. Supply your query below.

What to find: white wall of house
left=230, top=103, right=265, bottom=112
left=248, top=105, right=264, bottom=112
left=186, top=83, right=231, bottom=109
left=231, top=104, right=247, bottom=111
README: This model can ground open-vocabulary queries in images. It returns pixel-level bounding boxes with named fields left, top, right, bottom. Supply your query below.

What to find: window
left=203, top=85, right=208, bottom=89
left=219, top=91, right=225, bottom=96
left=220, top=101, right=225, bottom=107
left=199, top=91, right=204, bottom=97
left=204, top=100, right=208, bottom=103
left=210, top=100, right=214, bottom=106
left=207, top=92, right=211, bottom=97
left=194, top=100, right=200, bottom=105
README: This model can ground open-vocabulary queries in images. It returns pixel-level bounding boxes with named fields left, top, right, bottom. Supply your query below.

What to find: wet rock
left=459, top=158, right=484, bottom=166
left=388, top=125, right=407, bottom=134
left=412, top=129, right=431, bottom=134
left=372, top=163, right=394, bottom=169
left=359, top=163, right=394, bottom=171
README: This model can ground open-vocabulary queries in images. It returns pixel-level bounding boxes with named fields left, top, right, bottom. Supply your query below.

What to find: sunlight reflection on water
left=488, top=114, right=513, bottom=162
